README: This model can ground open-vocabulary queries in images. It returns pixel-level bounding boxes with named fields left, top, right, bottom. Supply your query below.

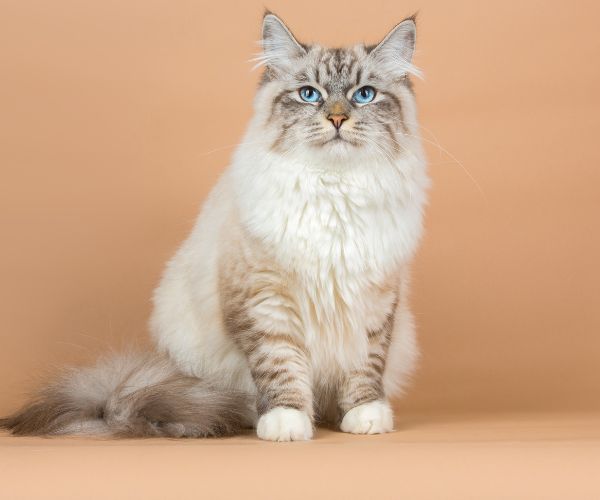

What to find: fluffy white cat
left=1, top=12, right=428, bottom=442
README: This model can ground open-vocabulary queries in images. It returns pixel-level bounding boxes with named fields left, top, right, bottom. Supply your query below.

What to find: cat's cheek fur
left=340, top=400, right=394, bottom=435
left=256, top=407, right=313, bottom=442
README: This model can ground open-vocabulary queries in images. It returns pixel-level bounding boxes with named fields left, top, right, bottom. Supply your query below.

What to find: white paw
left=340, top=400, right=394, bottom=435
left=256, top=407, right=313, bottom=442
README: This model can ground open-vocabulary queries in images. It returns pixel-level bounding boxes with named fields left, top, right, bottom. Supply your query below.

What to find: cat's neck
left=227, top=141, right=427, bottom=275
left=231, top=139, right=426, bottom=206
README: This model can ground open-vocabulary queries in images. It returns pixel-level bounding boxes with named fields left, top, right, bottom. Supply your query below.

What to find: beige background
left=1, top=0, right=599, bottom=419
left=2, top=2, right=600, bottom=499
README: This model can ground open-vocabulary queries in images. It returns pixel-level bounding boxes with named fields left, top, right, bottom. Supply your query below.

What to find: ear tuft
left=257, top=13, right=306, bottom=73
left=369, top=17, right=421, bottom=78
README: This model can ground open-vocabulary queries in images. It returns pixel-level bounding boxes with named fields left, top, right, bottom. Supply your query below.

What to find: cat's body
left=1, top=13, right=428, bottom=441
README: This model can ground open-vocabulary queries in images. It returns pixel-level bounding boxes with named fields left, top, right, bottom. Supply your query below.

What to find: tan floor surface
left=1, top=412, right=599, bottom=500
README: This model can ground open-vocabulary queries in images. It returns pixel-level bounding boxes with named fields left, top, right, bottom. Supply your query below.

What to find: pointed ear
left=369, top=18, right=421, bottom=78
left=260, top=13, right=306, bottom=72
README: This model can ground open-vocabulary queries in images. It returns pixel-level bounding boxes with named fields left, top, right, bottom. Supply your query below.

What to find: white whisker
left=368, top=128, right=487, bottom=201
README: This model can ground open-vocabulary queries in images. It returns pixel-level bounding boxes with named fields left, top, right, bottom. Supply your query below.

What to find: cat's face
left=254, top=14, right=420, bottom=167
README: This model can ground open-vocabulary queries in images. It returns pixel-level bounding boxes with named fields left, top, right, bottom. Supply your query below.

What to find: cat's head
left=253, top=12, right=421, bottom=167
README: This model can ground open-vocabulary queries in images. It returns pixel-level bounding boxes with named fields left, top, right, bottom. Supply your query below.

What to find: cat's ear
left=369, top=17, right=421, bottom=78
left=259, top=12, right=306, bottom=73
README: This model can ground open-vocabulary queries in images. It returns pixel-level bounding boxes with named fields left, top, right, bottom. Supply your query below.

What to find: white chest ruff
left=235, top=158, right=425, bottom=373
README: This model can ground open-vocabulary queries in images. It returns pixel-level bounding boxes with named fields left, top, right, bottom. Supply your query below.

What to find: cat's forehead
left=297, top=45, right=370, bottom=93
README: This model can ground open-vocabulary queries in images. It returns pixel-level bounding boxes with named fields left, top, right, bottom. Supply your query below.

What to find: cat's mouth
left=320, top=132, right=359, bottom=148
left=324, top=136, right=346, bottom=144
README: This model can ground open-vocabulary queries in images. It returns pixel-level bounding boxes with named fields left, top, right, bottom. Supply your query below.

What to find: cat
left=1, top=12, right=428, bottom=441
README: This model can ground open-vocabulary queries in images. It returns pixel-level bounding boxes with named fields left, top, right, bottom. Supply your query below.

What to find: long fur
left=2, top=13, right=428, bottom=441
left=0, top=353, right=254, bottom=437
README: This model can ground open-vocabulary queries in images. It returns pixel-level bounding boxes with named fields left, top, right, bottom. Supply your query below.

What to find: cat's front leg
left=223, top=279, right=314, bottom=442
left=249, top=333, right=314, bottom=442
left=338, top=315, right=395, bottom=435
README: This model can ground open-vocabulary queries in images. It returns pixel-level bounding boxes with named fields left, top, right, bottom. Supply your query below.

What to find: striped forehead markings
left=309, top=48, right=362, bottom=89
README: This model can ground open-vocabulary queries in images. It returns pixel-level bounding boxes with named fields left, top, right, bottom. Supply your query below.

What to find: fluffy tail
left=0, top=352, right=255, bottom=437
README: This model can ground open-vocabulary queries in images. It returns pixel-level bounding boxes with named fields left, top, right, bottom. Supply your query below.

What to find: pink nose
left=328, top=114, right=348, bottom=130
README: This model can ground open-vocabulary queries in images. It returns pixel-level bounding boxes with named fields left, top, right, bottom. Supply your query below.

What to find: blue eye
left=352, top=86, right=376, bottom=104
left=299, top=86, right=322, bottom=103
